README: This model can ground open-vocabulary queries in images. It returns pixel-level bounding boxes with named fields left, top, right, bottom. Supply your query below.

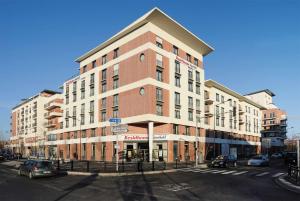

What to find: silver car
left=18, top=160, right=56, bottom=179
left=247, top=155, right=269, bottom=166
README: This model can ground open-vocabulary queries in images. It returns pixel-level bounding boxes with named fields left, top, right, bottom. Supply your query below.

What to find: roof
left=244, top=89, right=276, bottom=97
left=12, top=89, right=61, bottom=110
left=205, top=80, right=266, bottom=110
left=75, top=7, right=214, bottom=63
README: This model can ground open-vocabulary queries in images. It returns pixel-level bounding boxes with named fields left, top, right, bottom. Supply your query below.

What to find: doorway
left=138, top=143, right=149, bottom=162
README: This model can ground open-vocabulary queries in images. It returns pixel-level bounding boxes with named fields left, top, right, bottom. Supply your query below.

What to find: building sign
left=123, top=134, right=167, bottom=141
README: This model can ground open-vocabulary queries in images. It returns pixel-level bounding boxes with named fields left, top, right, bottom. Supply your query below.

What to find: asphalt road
left=0, top=160, right=298, bottom=201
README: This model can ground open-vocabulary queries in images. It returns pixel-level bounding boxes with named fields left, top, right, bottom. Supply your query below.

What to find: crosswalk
left=178, top=167, right=285, bottom=179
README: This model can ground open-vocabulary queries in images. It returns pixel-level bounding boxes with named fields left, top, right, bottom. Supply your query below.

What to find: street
left=0, top=160, right=298, bottom=201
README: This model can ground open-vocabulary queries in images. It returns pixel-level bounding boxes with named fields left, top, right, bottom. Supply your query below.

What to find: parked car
left=271, top=153, right=282, bottom=159
left=247, top=155, right=269, bottom=166
left=284, top=152, right=297, bottom=165
left=0, top=154, right=4, bottom=161
left=18, top=160, right=56, bottom=179
left=208, top=155, right=237, bottom=168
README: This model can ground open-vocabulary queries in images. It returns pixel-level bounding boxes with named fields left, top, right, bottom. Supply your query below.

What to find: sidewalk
left=275, top=175, right=300, bottom=194
left=0, top=160, right=23, bottom=169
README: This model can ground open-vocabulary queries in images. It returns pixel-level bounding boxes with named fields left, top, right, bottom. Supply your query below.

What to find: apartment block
left=204, top=80, right=264, bottom=159
left=10, top=90, right=61, bottom=157
left=245, top=90, right=287, bottom=153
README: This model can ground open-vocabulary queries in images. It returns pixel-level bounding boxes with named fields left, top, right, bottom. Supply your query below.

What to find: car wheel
left=18, top=169, right=22, bottom=176
left=29, top=171, right=34, bottom=179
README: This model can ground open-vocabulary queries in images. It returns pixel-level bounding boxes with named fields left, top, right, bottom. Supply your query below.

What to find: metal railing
left=52, top=160, right=195, bottom=173
left=288, top=164, right=300, bottom=184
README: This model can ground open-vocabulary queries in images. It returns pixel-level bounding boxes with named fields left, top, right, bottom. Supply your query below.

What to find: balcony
left=45, top=122, right=56, bottom=128
left=239, top=107, right=245, bottom=114
left=239, top=117, right=244, bottom=124
left=44, top=101, right=62, bottom=110
left=45, top=111, right=62, bottom=119
left=204, top=106, right=213, bottom=117
left=205, top=95, right=214, bottom=105
left=156, top=60, right=163, bottom=68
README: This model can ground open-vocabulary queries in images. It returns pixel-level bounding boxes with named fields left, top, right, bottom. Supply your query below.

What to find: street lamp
left=213, top=99, right=232, bottom=159
left=68, top=116, right=82, bottom=160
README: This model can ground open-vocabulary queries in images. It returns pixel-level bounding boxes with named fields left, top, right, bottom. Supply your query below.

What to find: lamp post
left=68, top=116, right=82, bottom=160
left=213, top=99, right=232, bottom=159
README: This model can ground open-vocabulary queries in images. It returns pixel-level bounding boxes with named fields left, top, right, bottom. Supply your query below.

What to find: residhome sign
left=123, top=134, right=167, bottom=141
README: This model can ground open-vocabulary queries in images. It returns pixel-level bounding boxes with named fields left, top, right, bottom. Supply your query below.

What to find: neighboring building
left=10, top=90, right=61, bottom=157
left=204, top=80, right=264, bottom=159
left=245, top=89, right=288, bottom=153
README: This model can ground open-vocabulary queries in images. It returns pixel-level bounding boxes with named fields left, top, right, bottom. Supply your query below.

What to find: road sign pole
left=297, top=140, right=300, bottom=168
left=116, top=131, right=118, bottom=172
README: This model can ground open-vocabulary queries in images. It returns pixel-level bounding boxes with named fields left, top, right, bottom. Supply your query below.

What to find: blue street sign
left=109, top=118, right=121, bottom=124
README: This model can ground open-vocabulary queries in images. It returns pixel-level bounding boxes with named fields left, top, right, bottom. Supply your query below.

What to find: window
left=102, top=69, right=107, bottom=80
left=194, top=58, right=199, bottom=66
left=175, top=92, right=180, bottom=106
left=72, top=81, right=77, bottom=102
left=101, top=127, right=106, bottom=136
left=156, top=104, right=163, bottom=116
left=216, top=93, right=220, bottom=102
left=101, top=111, right=106, bottom=122
left=188, top=70, right=193, bottom=80
left=81, top=103, right=85, bottom=125
left=185, top=126, right=190, bottom=135
left=175, top=110, right=180, bottom=119
left=188, top=81, right=193, bottom=92
left=113, top=94, right=119, bottom=107
left=101, top=83, right=107, bottom=93
left=90, top=101, right=94, bottom=123
left=156, top=69, right=163, bottom=82
left=92, top=60, right=96, bottom=68
left=113, top=64, right=119, bottom=76
left=91, top=129, right=96, bottom=137
left=175, top=61, right=180, bottom=74
left=90, top=73, right=95, bottom=96
left=221, top=107, right=224, bottom=118
left=196, top=84, right=200, bottom=95
left=102, top=98, right=106, bottom=109
left=173, top=124, right=179, bottom=134
left=205, top=117, right=209, bottom=125
left=186, top=53, right=191, bottom=62
left=82, top=65, right=87, bottom=73
left=175, top=76, right=180, bottom=87
left=91, top=143, right=96, bottom=160
left=72, top=106, right=76, bottom=127
left=173, top=45, right=178, bottom=55
left=188, top=97, right=193, bottom=109
left=113, top=109, right=119, bottom=118
left=196, top=71, right=200, bottom=82
left=221, top=95, right=224, bottom=103
left=102, top=55, right=107, bottom=65
left=113, top=48, right=119, bottom=59
left=113, top=79, right=119, bottom=89
left=229, top=99, right=232, bottom=107
left=188, top=110, right=193, bottom=121
left=156, top=88, right=163, bottom=102
left=81, top=130, right=86, bottom=138
left=196, top=99, right=200, bottom=111
left=156, top=36, right=163, bottom=48
left=81, top=80, right=85, bottom=99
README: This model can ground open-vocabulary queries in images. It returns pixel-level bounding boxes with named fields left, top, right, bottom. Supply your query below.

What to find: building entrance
left=138, top=143, right=149, bottom=162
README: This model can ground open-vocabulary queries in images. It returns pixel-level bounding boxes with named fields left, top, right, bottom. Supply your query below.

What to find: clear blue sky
left=1, top=0, right=300, bottom=139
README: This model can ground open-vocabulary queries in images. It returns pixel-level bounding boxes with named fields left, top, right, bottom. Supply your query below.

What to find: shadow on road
left=53, top=174, right=98, bottom=201
left=116, top=172, right=158, bottom=201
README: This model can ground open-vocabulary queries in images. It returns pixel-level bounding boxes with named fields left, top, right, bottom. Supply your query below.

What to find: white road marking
left=272, top=172, right=285, bottom=178
left=221, top=170, right=237, bottom=175
left=232, top=171, right=248, bottom=175
left=256, top=172, right=270, bottom=177
left=211, top=170, right=227, bottom=174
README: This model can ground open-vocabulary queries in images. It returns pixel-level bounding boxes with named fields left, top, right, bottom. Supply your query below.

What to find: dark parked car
left=18, top=160, right=56, bottom=179
left=284, top=152, right=297, bottom=165
left=208, top=155, right=237, bottom=168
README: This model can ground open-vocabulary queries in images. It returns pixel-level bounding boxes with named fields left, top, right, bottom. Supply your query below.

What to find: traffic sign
left=109, top=118, right=121, bottom=124
left=111, top=124, right=128, bottom=133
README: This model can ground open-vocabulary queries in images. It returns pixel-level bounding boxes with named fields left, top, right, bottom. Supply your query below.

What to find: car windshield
left=36, top=161, right=52, bottom=168
left=252, top=156, right=263, bottom=160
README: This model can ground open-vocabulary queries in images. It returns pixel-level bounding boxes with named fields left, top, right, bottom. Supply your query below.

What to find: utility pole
left=297, top=140, right=300, bottom=168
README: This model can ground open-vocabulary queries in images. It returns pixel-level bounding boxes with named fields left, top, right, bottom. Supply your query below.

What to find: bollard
left=71, top=160, right=73, bottom=171
left=86, top=161, right=90, bottom=172
left=152, top=161, right=155, bottom=171
left=175, top=158, right=178, bottom=169
left=57, top=160, right=60, bottom=171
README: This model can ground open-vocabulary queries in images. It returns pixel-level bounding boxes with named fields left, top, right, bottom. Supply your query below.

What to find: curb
left=275, top=174, right=300, bottom=194
left=65, top=169, right=178, bottom=177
